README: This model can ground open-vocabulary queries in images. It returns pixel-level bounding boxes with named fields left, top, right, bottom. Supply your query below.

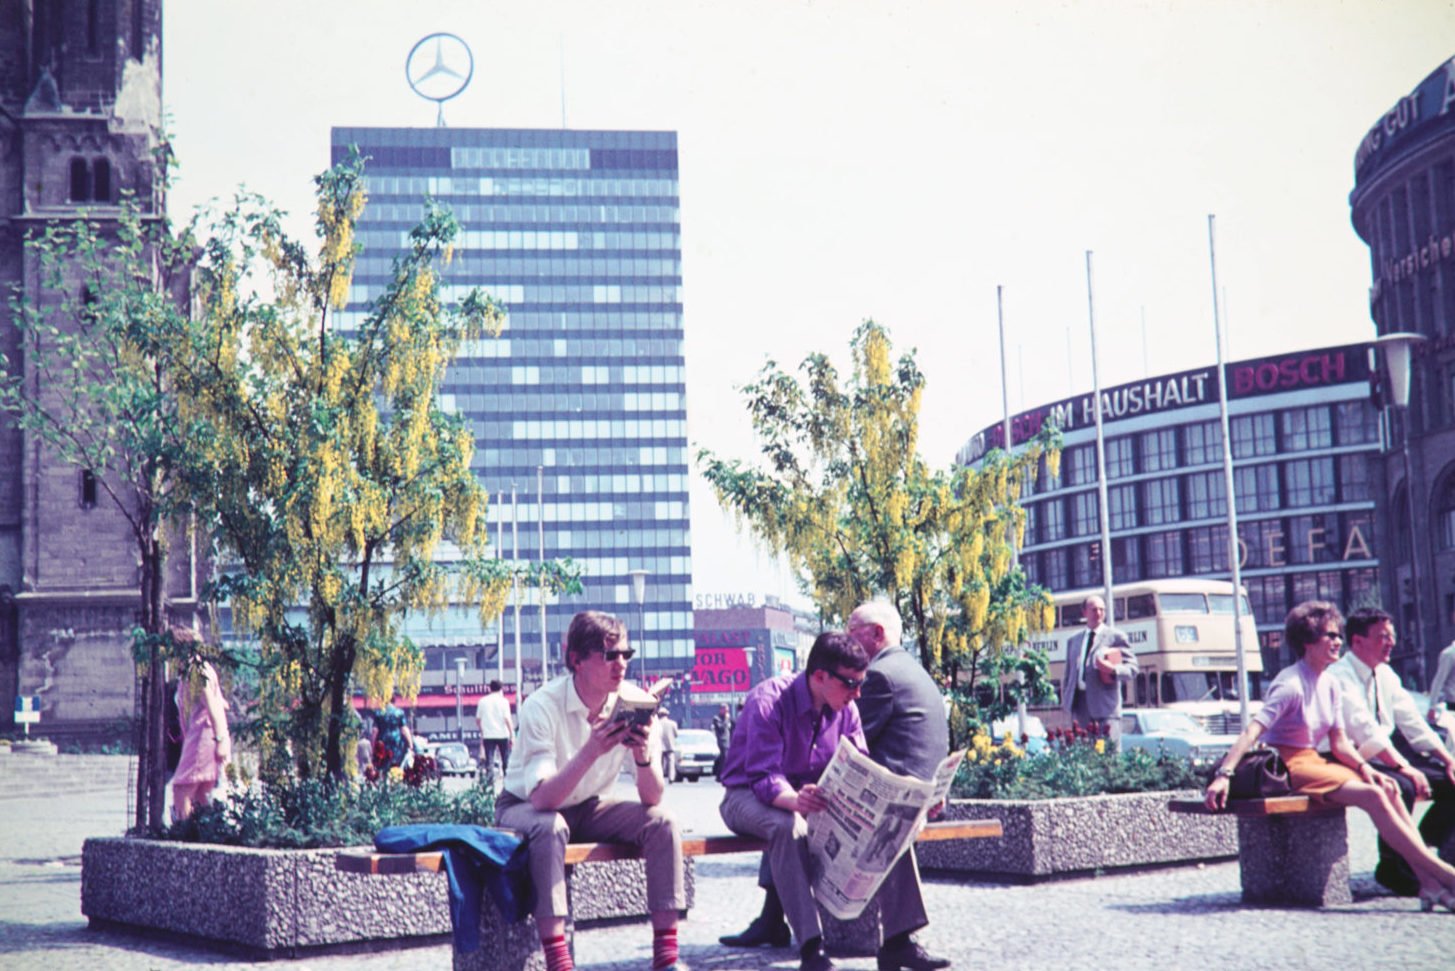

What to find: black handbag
left=1228, top=748, right=1292, bottom=799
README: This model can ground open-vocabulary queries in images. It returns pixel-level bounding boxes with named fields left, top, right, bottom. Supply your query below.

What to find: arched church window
left=69, top=157, right=90, bottom=201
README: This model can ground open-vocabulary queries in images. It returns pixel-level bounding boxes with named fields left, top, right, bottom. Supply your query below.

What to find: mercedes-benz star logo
left=406, top=33, right=473, bottom=126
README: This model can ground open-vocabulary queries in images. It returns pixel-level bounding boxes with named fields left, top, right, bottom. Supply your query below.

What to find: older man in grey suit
left=718, top=601, right=950, bottom=971
left=1060, top=594, right=1138, bottom=750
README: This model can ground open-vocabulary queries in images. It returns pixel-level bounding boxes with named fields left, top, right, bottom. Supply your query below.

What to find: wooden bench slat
left=335, top=817, right=1002, bottom=875
left=1167, top=795, right=1338, bottom=817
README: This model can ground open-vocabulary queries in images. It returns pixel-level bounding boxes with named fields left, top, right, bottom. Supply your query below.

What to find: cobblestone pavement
left=0, top=766, right=1450, bottom=971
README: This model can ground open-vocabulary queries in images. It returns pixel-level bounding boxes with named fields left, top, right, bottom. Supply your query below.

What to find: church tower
left=1, top=2, right=198, bottom=740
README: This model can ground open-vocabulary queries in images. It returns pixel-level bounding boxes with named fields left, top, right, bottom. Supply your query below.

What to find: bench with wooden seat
left=337, top=818, right=1002, bottom=971
left=1169, top=795, right=1350, bottom=906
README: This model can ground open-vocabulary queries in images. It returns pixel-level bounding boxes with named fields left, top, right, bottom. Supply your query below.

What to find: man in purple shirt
left=718, top=631, right=869, bottom=971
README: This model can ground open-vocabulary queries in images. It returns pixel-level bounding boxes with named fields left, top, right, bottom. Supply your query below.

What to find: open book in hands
left=605, top=679, right=672, bottom=731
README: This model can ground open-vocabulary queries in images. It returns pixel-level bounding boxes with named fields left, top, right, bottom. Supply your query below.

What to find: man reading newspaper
left=718, top=631, right=870, bottom=971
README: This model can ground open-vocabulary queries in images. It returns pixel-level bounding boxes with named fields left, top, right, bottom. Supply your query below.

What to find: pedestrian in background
left=170, top=628, right=231, bottom=823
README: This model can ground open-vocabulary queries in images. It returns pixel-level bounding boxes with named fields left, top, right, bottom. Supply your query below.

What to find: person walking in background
left=711, top=702, right=733, bottom=776
left=371, top=704, right=414, bottom=773
left=1329, top=608, right=1455, bottom=895
left=476, top=679, right=515, bottom=777
left=718, top=631, right=870, bottom=971
left=170, top=628, right=232, bottom=823
left=1060, top=594, right=1138, bottom=750
left=658, top=707, right=679, bottom=782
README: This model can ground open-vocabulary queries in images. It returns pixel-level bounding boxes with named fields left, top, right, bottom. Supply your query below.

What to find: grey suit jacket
left=1060, top=625, right=1138, bottom=721
left=857, top=644, right=950, bottom=782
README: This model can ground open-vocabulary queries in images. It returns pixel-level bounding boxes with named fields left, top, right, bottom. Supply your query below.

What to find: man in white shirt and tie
left=1330, top=607, right=1455, bottom=896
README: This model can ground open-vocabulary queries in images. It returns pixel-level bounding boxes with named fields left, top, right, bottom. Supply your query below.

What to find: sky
left=163, top=0, right=1455, bottom=606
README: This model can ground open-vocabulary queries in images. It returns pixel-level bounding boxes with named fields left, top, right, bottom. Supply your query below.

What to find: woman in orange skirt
left=1205, top=600, right=1455, bottom=912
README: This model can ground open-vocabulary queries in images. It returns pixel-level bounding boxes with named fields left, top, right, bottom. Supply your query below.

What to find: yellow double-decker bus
left=1029, top=578, right=1264, bottom=734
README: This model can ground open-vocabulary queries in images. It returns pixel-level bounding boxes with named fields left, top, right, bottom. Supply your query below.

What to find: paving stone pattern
left=0, top=758, right=1450, bottom=971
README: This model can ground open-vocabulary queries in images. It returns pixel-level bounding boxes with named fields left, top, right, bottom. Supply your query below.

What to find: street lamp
left=681, top=673, right=692, bottom=728
left=454, top=657, right=467, bottom=745
left=628, top=569, right=648, bottom=683
left=1376, top=331, right=1427, bottom=660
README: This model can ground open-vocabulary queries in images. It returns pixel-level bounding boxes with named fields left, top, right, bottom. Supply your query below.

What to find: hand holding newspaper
left=805, top=739, right=964, bottom=919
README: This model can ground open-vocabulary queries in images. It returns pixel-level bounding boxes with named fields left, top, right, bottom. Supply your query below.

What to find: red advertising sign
left=692, top=647, right=750, bottom=693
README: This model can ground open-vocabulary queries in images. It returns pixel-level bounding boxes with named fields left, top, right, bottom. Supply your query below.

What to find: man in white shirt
left=496, top=611, right=685, bottom=971
left=475, top=679, right=514, bottom=776
left=1429, top=639, right=1455, bottom=721
left=1331, top=608, right=1455, bottom=896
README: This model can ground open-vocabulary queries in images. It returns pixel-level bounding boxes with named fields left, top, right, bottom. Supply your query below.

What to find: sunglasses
left=827, top=670, right=864, bottom=690
left=601, top=648, right=636, bottom=662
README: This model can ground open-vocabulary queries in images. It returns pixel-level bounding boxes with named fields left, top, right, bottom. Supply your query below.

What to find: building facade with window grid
left=956, top=343, right=1382, bottom=677
left=1350, top=55, right=1455, bottom=683
left=330, top=127, right=692, bottom=729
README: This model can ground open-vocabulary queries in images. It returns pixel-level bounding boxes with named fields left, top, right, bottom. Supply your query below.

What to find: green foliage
left=698, top=320, right=1060, bottom=745
left=951, top=730, right=1205, bottom=800
left=168, top=776, right=497, bottom=849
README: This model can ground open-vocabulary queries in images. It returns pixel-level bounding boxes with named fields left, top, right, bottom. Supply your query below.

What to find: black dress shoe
left=719, top=916, right=792, bottom=948
left=1374, top=860, right=1421, bottom=897
left=877, top=938, right=951, bottom=971
left=800, top=947, right=836, bottom=971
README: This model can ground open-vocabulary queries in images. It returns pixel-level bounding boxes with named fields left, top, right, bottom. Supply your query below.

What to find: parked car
left=990, top=714, right=1049, bottom=754
left=672, top=729, right=719, bottom=782
left=1120, top=709, right=1238, bottom=764
left=433, top=741, right=479, bottom=776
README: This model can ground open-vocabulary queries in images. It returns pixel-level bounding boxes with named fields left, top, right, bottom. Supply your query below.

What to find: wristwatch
left=1215, top=766, right=1235, bottom=779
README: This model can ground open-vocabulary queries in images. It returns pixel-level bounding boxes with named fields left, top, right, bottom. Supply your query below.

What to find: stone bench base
left=1237, top=809, right=1351, bottom=906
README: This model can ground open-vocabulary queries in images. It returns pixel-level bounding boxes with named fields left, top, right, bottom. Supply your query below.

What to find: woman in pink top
left=171, top=642, right=232, bottom=823
left=1205, top=600, right=1455, bottom=913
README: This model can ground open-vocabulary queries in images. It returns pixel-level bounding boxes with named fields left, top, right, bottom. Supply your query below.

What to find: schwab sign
left=957, top=343, right=1370, bottom=465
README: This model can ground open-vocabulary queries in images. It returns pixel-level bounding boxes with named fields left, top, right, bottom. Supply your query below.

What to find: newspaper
left=807, top=738, right=965, bottom=919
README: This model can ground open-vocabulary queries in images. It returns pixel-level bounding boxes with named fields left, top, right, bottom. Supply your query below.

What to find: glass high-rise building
left=331, top=127, right=691, bottom=728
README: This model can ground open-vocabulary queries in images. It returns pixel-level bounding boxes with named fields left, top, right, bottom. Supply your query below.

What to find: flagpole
left=538, top=465, right=548, bottom=682
left=512, top=484, right=522, bottom=699
left=496, top=490, right=505, bottom=684
left=999, top=285, right=1029, bottom=739
left=1208, top=215, right=1251, bottom=730
left=1085, top=251, right=1116, bottom=622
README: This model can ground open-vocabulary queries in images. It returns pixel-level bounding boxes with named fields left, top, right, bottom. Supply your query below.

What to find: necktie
left=1370, top=672, right=1385, bottom=729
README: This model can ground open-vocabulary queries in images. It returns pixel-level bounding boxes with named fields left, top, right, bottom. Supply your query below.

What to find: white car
left=1120, top=709, right=1238, bottom=764
left=671, top=729, right=720, bottom=782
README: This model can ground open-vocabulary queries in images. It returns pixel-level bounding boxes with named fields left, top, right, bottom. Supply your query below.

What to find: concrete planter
left=916, top=789, right=1237, bottom=880
left=82, top=837, right=693, bottom=957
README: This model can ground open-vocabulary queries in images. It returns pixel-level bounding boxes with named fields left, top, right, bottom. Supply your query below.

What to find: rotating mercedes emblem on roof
left=406, top=33, right=473, bottom=126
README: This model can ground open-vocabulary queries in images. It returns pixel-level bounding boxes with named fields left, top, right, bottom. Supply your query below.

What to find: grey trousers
left=876, top=846, right=929, bottom=940
left=1071, top=693, right=1123, bottom=751
left=496, top=791, right=684, bottom=925
left=720, top=786, right=821, bottom=943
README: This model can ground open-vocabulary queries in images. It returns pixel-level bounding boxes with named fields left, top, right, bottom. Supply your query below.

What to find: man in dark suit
left=1060, top=594, right=1137, bottom=750
left=719, top=601, right=950, bottom=971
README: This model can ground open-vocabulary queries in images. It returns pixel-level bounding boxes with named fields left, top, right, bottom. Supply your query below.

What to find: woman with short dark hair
left=1205, top=601, right=1455, bottom=912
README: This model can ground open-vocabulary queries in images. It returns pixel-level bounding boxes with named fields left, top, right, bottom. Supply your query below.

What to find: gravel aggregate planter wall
left=82, top=837, right=695, bottom=956
left=916, top=789, right=1236, bottom=880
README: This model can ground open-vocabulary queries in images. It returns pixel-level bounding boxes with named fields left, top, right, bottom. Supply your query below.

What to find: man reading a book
left=497, top=611, right=685, bottom=971
left=718, top=630, right=870, bottom=971
left=1059, top=594, right=1138, bottom=750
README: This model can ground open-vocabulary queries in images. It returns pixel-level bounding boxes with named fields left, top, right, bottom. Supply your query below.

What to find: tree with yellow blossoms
left=167, top=152, right=580, bottom=780
left=698, top=320, right=1059, bottom=745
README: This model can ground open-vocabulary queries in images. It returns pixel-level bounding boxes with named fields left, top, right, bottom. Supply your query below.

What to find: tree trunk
left=132, top=531, right=168, bottom=833
left=323, top=631, right=357, bottom=778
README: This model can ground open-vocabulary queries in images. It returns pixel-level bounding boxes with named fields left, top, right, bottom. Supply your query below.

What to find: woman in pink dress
left=171, top=654, right=231, bottom=822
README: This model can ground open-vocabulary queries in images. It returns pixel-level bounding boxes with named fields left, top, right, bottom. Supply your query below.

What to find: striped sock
left=652, top=926, right=679, bottom=970
left=542, top=934, right=573, bottom=971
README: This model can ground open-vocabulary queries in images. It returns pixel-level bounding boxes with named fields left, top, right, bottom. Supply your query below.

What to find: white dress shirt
left=1430, top=642, right=1455, bottom=707
left=1326, top=653, right=1444, bottom=761
left=502, top=674, right=656, bottom=806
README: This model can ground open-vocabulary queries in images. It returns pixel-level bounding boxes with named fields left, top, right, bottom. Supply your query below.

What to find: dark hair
left=488, top=679, right=503, bottom=693
left=1284, top=601, right=1343, bottom=658
left=805, top=630, right=870, bottom=675
left=564, top=611, right=626, bottom=671
left=1344, top=606, right=1393, bottom=642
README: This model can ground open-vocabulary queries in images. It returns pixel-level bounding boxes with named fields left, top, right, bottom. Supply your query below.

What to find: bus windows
left=1208, top=593, right=1254, bottom=616
left=1160, top=593, right=1209, bottom=613
left=1124, top=594, right=1156, bottom=620
left=1060, top=603, right=1085, bottom=627
left=1135, top=673, right=1150, bottom=706
left=1161, top=671, right=1222, bottom=703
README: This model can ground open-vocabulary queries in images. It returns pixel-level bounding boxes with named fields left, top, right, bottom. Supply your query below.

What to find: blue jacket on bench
left=375, top=824, right=532, bottom=951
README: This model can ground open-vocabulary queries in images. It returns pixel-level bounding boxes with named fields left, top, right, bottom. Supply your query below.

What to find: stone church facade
left=1, top=1, right=202, bottom=740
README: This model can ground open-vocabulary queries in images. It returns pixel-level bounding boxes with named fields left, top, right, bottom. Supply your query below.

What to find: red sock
left=652, top=926, right=679, bottom=970
left=542, top=934, right=573, bottom=971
